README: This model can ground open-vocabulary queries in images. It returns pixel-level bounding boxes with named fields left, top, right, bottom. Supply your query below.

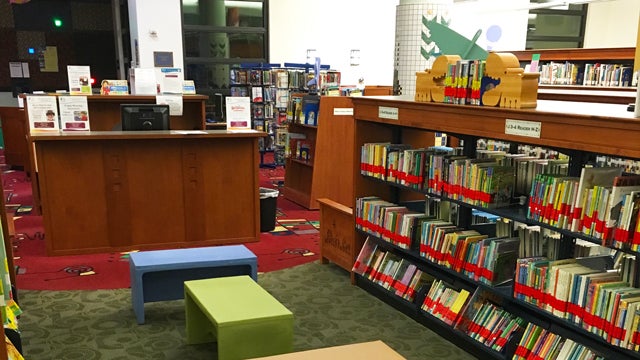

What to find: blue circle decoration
left=486, top=25, right=502, bottom=42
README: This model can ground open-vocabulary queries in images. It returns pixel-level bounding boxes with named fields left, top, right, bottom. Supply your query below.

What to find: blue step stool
left=129, top=245, right=258, bottom=324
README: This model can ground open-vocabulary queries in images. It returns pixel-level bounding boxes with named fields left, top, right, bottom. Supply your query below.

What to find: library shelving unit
left=282, top=121, right=318, bottom=209
left=230, top=65, right=280, bottom=168
left=0, top=167, right=19, bottom=360
left=509, top=47, right=636, bottom=104
left=349, top=95, right=640, bottom=360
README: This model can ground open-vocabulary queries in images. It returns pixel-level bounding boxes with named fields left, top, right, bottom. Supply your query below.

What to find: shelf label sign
left=378, top=106, right=398, bottom=120
left=334, top=108, right=354, bottom=116
left=505, top=119, right=541, bottom=138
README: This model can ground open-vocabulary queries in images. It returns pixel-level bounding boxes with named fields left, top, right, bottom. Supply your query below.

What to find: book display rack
left=230, top=64, right=282, bottom=168
left=348, top=95, right=640, bottom=359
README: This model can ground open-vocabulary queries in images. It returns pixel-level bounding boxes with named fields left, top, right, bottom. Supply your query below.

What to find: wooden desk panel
left=80, top=95, right=207, bottom=130
left=33, top=130, right=265, bottom=255
left=0, top=107, right=30, bottom=171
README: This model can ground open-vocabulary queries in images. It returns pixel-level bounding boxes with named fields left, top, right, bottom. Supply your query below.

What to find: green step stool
left=184, top=275, right=294, bottom=360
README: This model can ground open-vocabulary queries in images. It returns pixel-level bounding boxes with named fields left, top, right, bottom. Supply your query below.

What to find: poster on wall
left=225, top=96, right=251, bottom=130
left=39, top=46, right=59, bottom=72
left=67, top=65, right=92, bottom=95
left=58, top=96, right=90, bottom=131
left=26, top=95, right=60, bottom=132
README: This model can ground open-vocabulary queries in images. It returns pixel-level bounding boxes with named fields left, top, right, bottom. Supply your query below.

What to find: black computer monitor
left=120, top=104, right=170, bottom=131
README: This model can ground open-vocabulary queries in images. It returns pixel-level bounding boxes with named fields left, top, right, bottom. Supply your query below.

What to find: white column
left=127, top=0, right=183, bottom=70
left=394, top=0, right=453, bottom=97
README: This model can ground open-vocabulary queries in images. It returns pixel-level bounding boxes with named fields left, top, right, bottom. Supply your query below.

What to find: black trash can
left=259, top=187, right=279, bottom=232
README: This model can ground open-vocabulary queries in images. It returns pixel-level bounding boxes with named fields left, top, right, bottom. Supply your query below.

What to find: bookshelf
left=282, top=122, right=318, bottom=209
left=230, top=66, right=281, bottom=168
left=311, top=96, right=358, bottom=277
left=509, top=47, right=635, bottom=90
left=0, top=162, right=18, bottom=360
left=349, top=95, right=640, bottom=359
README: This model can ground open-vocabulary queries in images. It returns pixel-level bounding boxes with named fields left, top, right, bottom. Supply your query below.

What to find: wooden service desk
left=78, top=94, right=208, bottom=130
left=30, top=130, right=266, bottom=256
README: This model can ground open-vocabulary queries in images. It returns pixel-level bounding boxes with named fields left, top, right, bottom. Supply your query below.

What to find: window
left=182, top=0, right=269, bottom=107
left=526, top=1, right=587, bottom=49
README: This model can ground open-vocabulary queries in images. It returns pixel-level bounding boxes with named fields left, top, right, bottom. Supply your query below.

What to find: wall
left=0, top=0, right=116, bottom=96
left=583, top=0, right=640, bottom=48
left=268, top=0, right=399, bottom=87
left=450, top=0, right=529, bottom=52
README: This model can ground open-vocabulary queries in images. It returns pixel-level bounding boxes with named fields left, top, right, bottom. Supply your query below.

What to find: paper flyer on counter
left=59, top=96, right=90, bottom=131
left=26, top=95, right=60, bottom=132
left=159, top=67, right=183, bottom=94
left=67, top=65, right=92, bottom=95
left=225, top=96, right=251, bottom=130
left=156, top=94, right=183, bottom=116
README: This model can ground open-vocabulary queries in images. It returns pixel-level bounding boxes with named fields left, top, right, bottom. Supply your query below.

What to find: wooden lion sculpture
left=415, top=55, right=461, bottom=102
left=482, top=52, right=539, bottom=109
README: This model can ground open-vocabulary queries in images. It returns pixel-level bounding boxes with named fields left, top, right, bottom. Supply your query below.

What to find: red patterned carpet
left=4, top=162, right=320, bottom=291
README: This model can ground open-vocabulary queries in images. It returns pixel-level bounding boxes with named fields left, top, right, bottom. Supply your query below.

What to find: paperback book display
left=513, top=323, right=605, bottom=359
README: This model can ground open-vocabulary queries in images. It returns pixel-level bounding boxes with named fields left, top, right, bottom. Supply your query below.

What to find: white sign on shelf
left=333, top=108, right=354, bottom=116
left=378, top=106, right=398, bottom=120
left=505, top=119, right=541, bottom=138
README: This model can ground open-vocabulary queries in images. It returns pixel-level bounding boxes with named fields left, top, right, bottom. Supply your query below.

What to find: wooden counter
left=31, top=130, right=266, bottom=256
left=3, top=94, right=209, bottom=174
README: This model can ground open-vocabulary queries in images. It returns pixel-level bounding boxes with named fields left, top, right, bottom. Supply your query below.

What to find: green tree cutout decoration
left=422, top=17, right=489, bottom=62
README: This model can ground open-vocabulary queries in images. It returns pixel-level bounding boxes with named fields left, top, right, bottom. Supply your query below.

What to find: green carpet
left=18, top=261, right=477, bottom=360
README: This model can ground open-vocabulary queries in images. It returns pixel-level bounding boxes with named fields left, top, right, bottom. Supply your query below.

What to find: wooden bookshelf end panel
left=318, top=198, right=362, bottom=283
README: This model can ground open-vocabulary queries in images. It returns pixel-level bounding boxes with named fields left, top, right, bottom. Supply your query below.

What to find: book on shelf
left=401, top=269, right=434, bottom=303
left=392, top=261, right=417, bottom=297
left=301, top=94, right=320, bottom=126
left=352, top=236, right=378, bottom=276
left=249, top=69, right=262, bottom=85
left=570, top=166, right=623, bottom=233
left=603, top=175, right=640, bottom=245
left=454, top=287, right=524, bottom=352
left=251, top=86, right=264, bottom=102
left=479, top=236, right=520, bottom=286
left=421, top=279, right=471, bottom=326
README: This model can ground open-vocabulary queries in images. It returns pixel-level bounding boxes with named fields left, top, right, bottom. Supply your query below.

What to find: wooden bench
left=185, top=275, right=294, bottom=360
left=247, top=340, right=406, bottom=359
left=129, top=245, right=257, bottom=324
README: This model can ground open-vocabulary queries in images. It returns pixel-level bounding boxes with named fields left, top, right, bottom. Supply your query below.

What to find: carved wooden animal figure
left=482, top=52, right=539, bottom=109
left=415, top=55, right=461, bottom=102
